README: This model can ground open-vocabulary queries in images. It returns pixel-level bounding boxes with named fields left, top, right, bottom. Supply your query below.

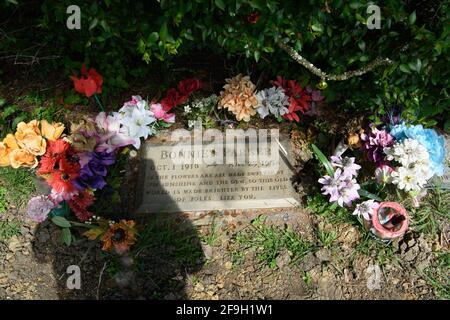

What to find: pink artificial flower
left=412, top=189, right=428, bottom=208
left=150, top=103, right=175, bottom=123
left=122, top=95, right=144, bottom=108
left=49, top=188, right=79, bottom=203
left=95, top=112, right=135, bottom=153
left=375, top=164, right=394, bottom=184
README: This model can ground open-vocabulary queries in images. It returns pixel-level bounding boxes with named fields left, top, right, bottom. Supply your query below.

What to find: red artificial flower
left=272, top=76, right=312, bottom=122
left=283, top=102, right=302, bottom=122
left=47, top=169, right=79, bottom=194
left=247, top=12, right=260, bottom=24
left=70, top=64, right=103, bottom=98
left=160, top=88, right=188, bottom=111
left=45, top=152, right=80, bottom=194
left=177, top=78, right=202, bottom=97
left=58, top=156, right=80, bottom=174
left=37, top=139, right=71, bottom=175
left=68, top=191, right=95, bottom=222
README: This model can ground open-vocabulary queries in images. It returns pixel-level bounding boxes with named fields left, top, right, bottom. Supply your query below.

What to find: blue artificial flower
left=389, top=123, right=446, bottom=176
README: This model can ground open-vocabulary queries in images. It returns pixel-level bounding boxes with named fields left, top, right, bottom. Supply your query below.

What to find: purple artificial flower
left=361, top=125, right=394, bottom=165
left=27, top=195, right=56, bottom=222
left=381, top=104, right=404, bottom=126
left=334, top=178, right=361, bottom=207
left=304, top=86, right=325, bottom=116
left=318, top=168, right=361, bottom=207
left=330, top=156, right=361, bottom=178
left=318, top=168, right=344, bottom=201
left=74, top=151, right=116, bottom=190
left=352, top=200, right=380, bottom=221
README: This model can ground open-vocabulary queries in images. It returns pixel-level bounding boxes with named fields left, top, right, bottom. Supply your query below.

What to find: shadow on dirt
left=32, top=159, right=205, bottom=299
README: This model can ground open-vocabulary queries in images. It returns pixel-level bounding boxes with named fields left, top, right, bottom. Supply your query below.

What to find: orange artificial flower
left=0, top=134, right=20, bottom=167
left=3, top=134, right=20, bottom=149
left=9, top=148, right=38, bottom=169
left=218, top=74, right=258, bottom=122
left=14, top=120, right=46, bottom=156
left=41, top=119, right=65, bottom=141
left=101, top=220, right=137, bottom=253
left=0, top=142, right=10, bottom=167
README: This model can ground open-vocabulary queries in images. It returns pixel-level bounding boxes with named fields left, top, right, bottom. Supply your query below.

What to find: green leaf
left=409, top=11, right=416, bottom=25
left=311, top=144, right=334, bottom=176
left=408, top=58, right=422, bottom=72
left=215, top=0, right=226, bottom=11
left=357, top=40, right=366, bottom=51
left=358, top=189, right=383, bottom=202
left=51, top=216, right=71, bottom=228
left=399, top=64, right=411, bottom=74
left=12, top=115, right=27, bottom=129
left=349, top=2, right=363, bottom=9
left=444, top=119, right=450, bottom=133
left=89, top=18, right=98, bottom=30
left=159, top=21, right=171, bottom=43
left=2, top=105, right=19, bottom=118
left=311, top=24, right=323, bottom=33
left=50, top=201, right=70, bottom=217
left=254, top=50, right=260, bottom=62
left=64, top=94, right=82, bottom=105
left=100, top=20, right=110, bottom=32
left=147, top=32, right=159, bottom=44
left=61, top=228, right=72, bottom=246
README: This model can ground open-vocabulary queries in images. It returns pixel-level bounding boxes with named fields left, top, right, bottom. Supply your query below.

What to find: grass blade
left=358, top=189, right=383, bottom=202
left=311, top=144, right=334, bottom=176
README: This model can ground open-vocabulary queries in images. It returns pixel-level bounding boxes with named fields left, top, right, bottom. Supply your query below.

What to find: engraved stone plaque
left=135, top=133, right=299, bottom=213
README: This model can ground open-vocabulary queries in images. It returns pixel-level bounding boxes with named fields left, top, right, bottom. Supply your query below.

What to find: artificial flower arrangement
left=0, top=70, right=201, bottom=253
left=313, top=113, right=446, bottom=241
left=213, top=74, right=324, bottom=124
left=183, top=94, right=219, bottom=129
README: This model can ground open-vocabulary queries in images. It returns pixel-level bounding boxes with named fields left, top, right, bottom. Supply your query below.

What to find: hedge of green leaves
left=1, top=0, right=448, bottom=128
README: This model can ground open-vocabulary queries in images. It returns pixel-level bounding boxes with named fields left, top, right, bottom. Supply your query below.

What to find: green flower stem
left=93, top=93, right=105, bottom=111
left=68, top=221, right=96, bottom=229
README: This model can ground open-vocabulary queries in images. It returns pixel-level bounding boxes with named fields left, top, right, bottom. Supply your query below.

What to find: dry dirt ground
left=0, top=201, right=447, bottom=300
